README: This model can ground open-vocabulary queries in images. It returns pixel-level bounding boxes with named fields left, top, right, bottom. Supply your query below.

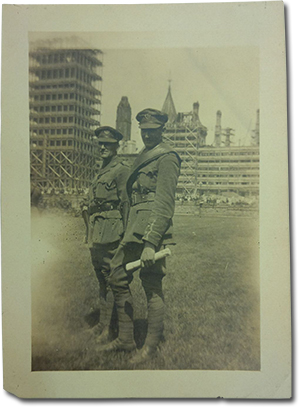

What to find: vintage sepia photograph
left=29, top=33, right=260, bottom=372
left=2, top=2, right=290, bottom=399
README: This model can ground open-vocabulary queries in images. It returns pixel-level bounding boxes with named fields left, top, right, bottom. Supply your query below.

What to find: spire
left=162, top=81, right=177, bottom=124
left=116, top=96, right=131, bottom=142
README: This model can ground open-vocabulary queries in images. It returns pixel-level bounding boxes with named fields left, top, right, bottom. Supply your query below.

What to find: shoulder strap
left=127, top=143, right=181, bottom=195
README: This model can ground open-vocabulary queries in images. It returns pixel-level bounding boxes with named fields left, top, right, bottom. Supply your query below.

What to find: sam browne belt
left=88, top=200, right=119, bottom=215
left=130, top=191, right=155, bottom=206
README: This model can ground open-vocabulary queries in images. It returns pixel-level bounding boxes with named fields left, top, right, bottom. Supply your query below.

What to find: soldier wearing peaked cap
left=98, top=109, right=181, bottom=364
left=84, top=126, right=130, bottom=344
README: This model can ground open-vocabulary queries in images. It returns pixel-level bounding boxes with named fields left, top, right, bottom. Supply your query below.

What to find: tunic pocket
left=133, top=208, right=152, bottom=236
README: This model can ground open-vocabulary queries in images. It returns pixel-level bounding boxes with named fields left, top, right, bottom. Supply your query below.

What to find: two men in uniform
left=96, top=109, right=181, bottom=364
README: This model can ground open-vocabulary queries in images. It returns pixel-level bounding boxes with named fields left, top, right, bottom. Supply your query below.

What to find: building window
left=68, top=140, right=73, bottom=146
left=62, top=140, right=67, bottom=146
left=50, top=140, right=55, bottom=146
left=39, top=118, right=44, bottom=124
left=40, top=107, right=44, bottom=112
left=51, top=106, right=57, bottom=112
left=45, top=118, right=50, bottom=123
left=58, top=105, right=62, bottom=112
left=38, top=130, right=43, bottom=135
left=57, top=129, right=61, bottom=135
left=68, top=128, right=73, bottom=134
left=64, top=106, right=68, bottom=111
left=51, top=129, right=55, bottom=135
left=69, top=117, right=73, bottom=123
left=64, top=94, right=68, bottom=99
left=63, top=129, right=67, bottom=134
left=57, top=117, right=62, bottom=123
left=51, top=117, right=55, bottom=123
left=63, top=117, right=68, bottom=123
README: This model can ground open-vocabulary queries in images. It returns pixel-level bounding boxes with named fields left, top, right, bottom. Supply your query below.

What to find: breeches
left=108, top=242, right=166, bottom=347
left=90, top=241, right=119, bottom=298
left=109, top=242, right=166, bottom=298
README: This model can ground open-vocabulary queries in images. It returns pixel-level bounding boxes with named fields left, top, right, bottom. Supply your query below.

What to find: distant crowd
left=31, top=184, right=258, bottom=213
left=30, top=185, right=89, bottom=212
left=176, top=193, right=259, bottom=207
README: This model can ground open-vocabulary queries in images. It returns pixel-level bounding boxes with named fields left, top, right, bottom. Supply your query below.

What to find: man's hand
left=140, top=241, right=156, bottom=268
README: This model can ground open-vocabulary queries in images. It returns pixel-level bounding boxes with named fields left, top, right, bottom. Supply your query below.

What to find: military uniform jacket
left=123, top=143, right=181, bottom=247
left=87, top=156, right=130, bottom=246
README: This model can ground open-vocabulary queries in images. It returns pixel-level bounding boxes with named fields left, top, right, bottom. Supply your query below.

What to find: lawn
left=31, top=209, right=260, bottom=371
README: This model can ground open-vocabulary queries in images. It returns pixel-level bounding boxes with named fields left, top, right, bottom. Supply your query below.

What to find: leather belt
left=131, top=191, right=155, bottom=205
left=89, top=201, right=119, bottom=215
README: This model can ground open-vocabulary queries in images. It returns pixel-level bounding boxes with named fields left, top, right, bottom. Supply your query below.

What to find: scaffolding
left=163, top=107, right=207, bottom=196
left=29, top=46, right=103, bottom=192
left=162, top=97, right=259, bottom=197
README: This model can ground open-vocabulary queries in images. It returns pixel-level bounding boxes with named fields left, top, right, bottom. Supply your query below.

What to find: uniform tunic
left=87, top=156, right=129, bottom=247
left=87, top=155, right=130, bottom=300
left=109, top=143, right=181, bottom=348
left=123, top=143, right=180, bottom=246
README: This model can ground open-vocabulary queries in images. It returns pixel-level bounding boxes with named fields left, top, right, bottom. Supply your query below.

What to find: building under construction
left=161, top=85, right=260, bottom=197
left=29, top=42, right=103, bottom=192
left=116, top=96, right=137, bottom=155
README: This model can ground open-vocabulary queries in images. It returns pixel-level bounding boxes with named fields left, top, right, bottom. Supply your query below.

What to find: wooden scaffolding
left=29, top=46, right=103, bottom=192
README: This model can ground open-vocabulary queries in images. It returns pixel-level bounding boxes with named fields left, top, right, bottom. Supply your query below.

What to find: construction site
left=30, top=43, right=260, bottom=372
left=161, top=85, right=259, bottom=198
left=29, top=44, right=103, bottom=194
left=29, top=43, right=259, bottom=210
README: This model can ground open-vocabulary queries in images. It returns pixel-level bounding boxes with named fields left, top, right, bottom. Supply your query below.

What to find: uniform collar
left=97, top=155, right=120, bottom=177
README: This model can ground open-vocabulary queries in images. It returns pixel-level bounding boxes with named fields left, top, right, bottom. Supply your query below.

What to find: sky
left=30, top=33, right=259, bottom=149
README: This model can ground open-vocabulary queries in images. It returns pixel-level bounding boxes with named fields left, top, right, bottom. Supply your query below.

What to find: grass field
left=31, top=209, right=260, bottom=371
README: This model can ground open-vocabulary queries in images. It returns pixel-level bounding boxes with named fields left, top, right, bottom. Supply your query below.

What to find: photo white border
left=1, top=1, right=291, bottom=399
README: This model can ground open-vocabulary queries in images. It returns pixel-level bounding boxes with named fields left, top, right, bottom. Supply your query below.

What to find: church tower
left=162, top=81, right=177, bottom=124
left=116, top=96, right=131, bottom=142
